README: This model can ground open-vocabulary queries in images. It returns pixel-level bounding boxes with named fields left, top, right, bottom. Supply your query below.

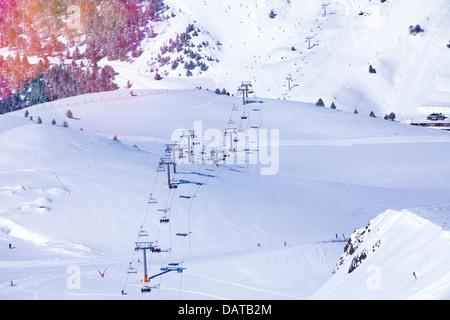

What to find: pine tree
left=66, top=110, right=74, bottom=119
left=315, top=98, right=325, bottom=107
left=389, top=112, right=396, bottom=121
left=73, top=46, right=81, bottom=60
left=269, top=10, right=277, bottom=19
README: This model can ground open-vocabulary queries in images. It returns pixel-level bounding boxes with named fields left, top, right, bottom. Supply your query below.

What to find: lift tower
left=165, top=143, right=179, bottom=173
left=322, top=3, right=329, bottom=17
left=134, top=241, right=155, bottom=292
left=237, top=81, right=253, bottom=105
left=160, top=157, right=177, bottom=188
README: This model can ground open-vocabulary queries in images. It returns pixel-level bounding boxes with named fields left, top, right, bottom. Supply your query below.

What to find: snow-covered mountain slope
left=311, top=210, right=450, bottom=300
left=116, top=0, right=450, bottom=120
left=1, top=89, right=450, bottom=299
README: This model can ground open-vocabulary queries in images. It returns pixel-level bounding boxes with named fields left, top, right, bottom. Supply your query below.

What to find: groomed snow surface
left=1, top=89, right=450, bottom=300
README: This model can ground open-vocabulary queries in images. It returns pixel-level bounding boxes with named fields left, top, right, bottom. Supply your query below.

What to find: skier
left=99, top=268, right=107, bottom=278
left=284, top=241, right=287, bottom=247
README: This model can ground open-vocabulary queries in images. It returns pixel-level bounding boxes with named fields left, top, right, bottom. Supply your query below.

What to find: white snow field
left=1, top=89, right=450, bottom=300
left=116, top=0, right=450, bottom=120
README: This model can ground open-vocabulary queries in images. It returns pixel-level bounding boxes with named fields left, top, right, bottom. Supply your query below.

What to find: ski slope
left=1, top=89, right=450, bottom=299
left=112, top=0, right=450, bottom=120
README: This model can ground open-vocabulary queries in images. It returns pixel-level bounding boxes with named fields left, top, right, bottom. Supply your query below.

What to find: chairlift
left=138, top=226, right=148, bottom=237
left=232, top=105, right=238, bottom=111
left=169, top=184, right=178, bottom=189
left=127, top=262, right=137, bottom=274
left=141, top=285, right=152, bottom=293
left=151, top=246, right=162, bottom=253
left=228, top=117, right=235, bottom=125
left=156, top=162, right=165, bottom=172
left=241, top=113, right=248, bottom=120
left=148, top=193, right=157, bottom=204
left=160, top=216, right=170, bottom=224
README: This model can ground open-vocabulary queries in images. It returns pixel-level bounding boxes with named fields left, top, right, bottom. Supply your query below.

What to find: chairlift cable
left=122, top=153, right=168, bottom=296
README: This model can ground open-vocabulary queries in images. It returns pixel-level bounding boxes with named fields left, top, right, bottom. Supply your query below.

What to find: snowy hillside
left=1, top=89, right=450, bottom=300
left=311, top=210, right=450, bottom=300
left=119, top=0, right=450, bottom=120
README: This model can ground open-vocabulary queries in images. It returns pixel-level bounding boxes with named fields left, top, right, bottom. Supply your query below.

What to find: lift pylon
left=160, top=157, right=178, bottom=188
left=237, top=81, right=253, bottom=105
left=134, top=242, right=154, bottom=285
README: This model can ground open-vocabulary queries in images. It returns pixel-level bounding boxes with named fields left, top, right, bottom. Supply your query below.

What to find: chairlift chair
left=241, top=113, right=248, bottom=120
left=156, top=162, right=165, bottom=172
left=160, top=216, right=170, bottom=224
left=138, top=226, right=148, bottom=237
left=151, top=246, right=162, bottom=253
left=127, top=262, right=138, bottom=274
left=148, top=193, right=157, bottom=204
left=141, top=285, right=152, bottom=293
